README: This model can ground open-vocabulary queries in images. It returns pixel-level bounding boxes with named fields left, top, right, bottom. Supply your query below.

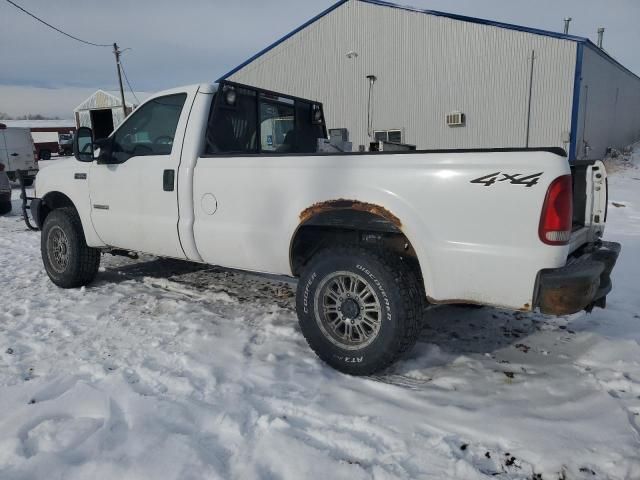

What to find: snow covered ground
left=1, top=151, right=640, bottom=480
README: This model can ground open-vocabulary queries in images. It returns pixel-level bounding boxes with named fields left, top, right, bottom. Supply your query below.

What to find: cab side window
left=112, top=93, right=187, bottom=163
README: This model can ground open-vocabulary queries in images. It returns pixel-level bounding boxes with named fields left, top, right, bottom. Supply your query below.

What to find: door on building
left=90, top=109, right=115, bottom=141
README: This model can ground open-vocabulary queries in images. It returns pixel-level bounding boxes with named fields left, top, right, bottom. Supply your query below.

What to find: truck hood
left=39, top=157, right=78, bottom=173
left=35, top=158, right=90, bottom=196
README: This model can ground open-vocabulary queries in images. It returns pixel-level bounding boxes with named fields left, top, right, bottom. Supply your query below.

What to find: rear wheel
left=296, top=245, right=425, bottom=375
left=22, top=178, right=34, bottom=187
left=41, top=207, right=101, bottom=288
left=39, top=149, right=51, bottom=160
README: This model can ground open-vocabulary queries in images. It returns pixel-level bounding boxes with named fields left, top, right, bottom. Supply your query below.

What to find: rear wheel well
left=40, top=191, right=76, bottom=225
left=291, top=226, right=419, bottom=271
left=290, top=208, right=425, bottom=292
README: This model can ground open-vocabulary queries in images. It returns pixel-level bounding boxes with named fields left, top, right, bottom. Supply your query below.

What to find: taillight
left=539, top=174, right=573, bottom=245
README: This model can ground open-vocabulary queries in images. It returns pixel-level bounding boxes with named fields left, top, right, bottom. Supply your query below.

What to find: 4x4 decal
left=470, top=172, right=543, bottom=188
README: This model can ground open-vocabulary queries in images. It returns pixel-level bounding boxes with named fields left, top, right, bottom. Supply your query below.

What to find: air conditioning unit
left=446, top=112, right=465, bottom=127
left=329, top=128, right=349, bottom=142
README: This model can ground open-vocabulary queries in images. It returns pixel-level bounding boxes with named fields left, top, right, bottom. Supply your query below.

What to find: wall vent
left=446, top=112, right=465, bottom=127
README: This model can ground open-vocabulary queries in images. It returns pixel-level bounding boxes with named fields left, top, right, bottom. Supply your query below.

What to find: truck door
left=89, top=91, right=191, bottom=258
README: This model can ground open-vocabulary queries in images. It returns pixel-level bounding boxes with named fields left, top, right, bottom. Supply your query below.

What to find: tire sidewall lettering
left=356, top=264, right=392, bottom=322
left=302, top=272, right=317, bottom=314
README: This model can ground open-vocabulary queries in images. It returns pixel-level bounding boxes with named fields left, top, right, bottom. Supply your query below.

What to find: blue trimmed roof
left=218, top=0, right=350, bottom=82
left=217, top=0, right=639, bottom=82
left=360, top=0, right=589, bottom=42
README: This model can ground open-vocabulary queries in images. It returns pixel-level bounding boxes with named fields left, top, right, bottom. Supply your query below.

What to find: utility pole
left=113, top=42, right=127, bottom=118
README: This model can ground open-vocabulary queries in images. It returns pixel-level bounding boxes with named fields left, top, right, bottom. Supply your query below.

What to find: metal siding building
left=221, top=0, right=640, bottom=161
left=575, top=45, right=640, bottom=159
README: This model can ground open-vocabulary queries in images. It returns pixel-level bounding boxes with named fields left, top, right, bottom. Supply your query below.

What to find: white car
left=0, top=123, right=38, bottom=186
left=29, top=82, right=620, bottom=375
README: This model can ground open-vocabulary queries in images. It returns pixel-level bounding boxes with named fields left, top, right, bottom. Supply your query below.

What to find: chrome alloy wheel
left=314, top=271, right=382, bottom=350
left=47, top=225, right=70, bottom=273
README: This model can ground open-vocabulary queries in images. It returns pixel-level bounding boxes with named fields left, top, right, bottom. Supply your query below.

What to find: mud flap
left=16, top=170, right=39, bottom=231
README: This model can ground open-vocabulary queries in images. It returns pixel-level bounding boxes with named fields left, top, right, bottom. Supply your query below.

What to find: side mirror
left=94, top=137, right=115, bottom=164
left=74, top=127, right=94, bottom=162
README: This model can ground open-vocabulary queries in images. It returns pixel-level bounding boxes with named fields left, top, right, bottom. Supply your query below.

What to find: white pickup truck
left=29, top=81, right=620, bottom=375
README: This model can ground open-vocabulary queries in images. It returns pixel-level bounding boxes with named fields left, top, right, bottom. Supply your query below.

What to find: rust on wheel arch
left=299, top=199, right=402, bottom=229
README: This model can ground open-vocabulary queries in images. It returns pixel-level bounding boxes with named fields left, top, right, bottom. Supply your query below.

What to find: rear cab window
left=204, top=83, right=326, bottom=156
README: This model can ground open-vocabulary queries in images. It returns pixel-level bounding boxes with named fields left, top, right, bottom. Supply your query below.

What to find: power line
left=3, top=0, right=111, bottom=47
left=4, top=0, right=134, bottom=119
left=119, top=57, right=140, bottom=105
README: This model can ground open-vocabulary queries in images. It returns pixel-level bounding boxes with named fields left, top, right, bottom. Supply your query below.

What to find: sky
left=1, top=0, right=638, bottom=118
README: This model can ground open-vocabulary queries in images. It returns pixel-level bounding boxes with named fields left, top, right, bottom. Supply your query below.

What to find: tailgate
left=569, top=160, right=607, bottom=252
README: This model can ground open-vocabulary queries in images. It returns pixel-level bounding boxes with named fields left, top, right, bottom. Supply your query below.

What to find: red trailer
left=30, top=126, right=76, bottom=159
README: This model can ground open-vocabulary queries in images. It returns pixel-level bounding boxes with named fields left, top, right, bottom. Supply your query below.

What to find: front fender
left=36, top=160, right=105, bottom=248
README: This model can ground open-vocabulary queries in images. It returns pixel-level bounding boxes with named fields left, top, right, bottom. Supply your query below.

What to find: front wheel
left=41, top=207, right=101, bottom=288
left=296, top=246, right=425, bottom=375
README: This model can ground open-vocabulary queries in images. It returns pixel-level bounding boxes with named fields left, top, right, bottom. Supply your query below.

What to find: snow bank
left=1, top=152, right=640, bottom=479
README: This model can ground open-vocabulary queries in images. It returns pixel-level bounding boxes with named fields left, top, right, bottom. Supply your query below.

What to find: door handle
left=163, top=169, right=175, bottom=191
left=10, top=153, right=19, bottom=157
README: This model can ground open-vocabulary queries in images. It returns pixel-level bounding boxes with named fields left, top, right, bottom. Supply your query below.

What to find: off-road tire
left=296, top=245, right=425, bottom=375
left=41, top=207, right=101, bottom=288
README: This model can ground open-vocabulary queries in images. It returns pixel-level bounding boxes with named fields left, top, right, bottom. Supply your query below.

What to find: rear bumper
left=534, top=241, right=621, bottom=315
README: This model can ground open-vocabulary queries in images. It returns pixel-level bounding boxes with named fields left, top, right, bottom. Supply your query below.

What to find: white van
left=0, top=124, right=38, bottom=186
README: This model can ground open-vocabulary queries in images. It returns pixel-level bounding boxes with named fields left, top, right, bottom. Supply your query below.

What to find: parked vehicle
left=28, top=82, right=620, bottom=375
left=0, top=163, right=11, bottom=215
left=58, top=133, right=74, bottom=156
left=0, top=124, right=38, bottom=186
left=31, top=131, right=59, bottom=160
